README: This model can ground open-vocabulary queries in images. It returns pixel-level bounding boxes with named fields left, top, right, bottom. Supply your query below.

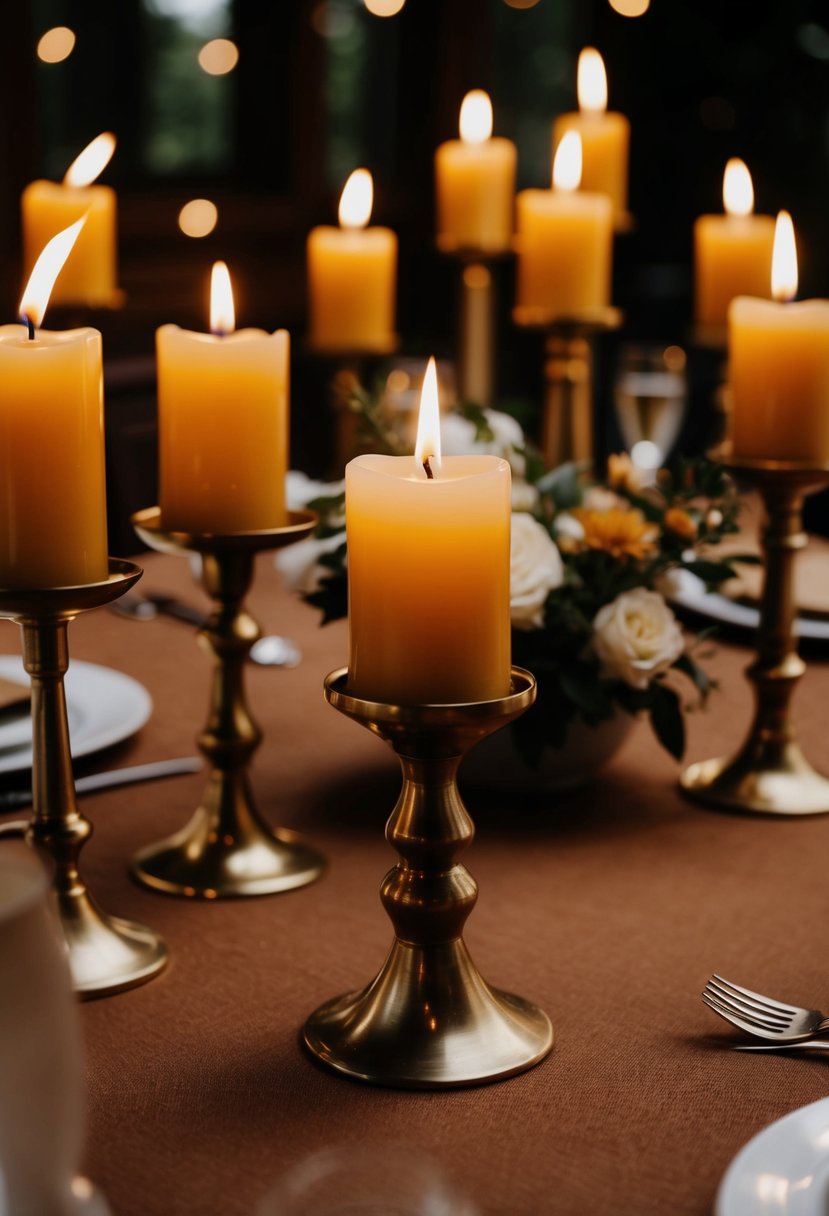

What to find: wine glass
left=613, top=342, right=688, bottom=481
left=256, top=1140, right=478, bottom=1216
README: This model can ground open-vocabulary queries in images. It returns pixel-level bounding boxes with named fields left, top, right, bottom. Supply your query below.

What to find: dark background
left=2, top=0, right=828, bottom=549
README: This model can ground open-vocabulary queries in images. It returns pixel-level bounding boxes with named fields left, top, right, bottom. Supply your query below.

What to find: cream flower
left=510, top=513, right=564, bottom=630
left=440, top=408, right=527, bottom=477
left=275, top=531, right=346, bottom=594
left=592, top=588, right=684, bottom=689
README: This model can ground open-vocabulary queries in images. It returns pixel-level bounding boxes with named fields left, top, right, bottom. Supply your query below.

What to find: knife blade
left=0, top=756, right=202, bottom=811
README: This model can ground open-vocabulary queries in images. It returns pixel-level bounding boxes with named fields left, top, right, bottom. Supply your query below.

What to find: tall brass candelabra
left=303, top=666, right=553, bottom=1089
left=129, top=507, right=326, bottom=897
left=0, top=560, right=168, bottom=997
left=512, top=305, right=622, bottom=473
left=680, top=448, right=829, bottom=815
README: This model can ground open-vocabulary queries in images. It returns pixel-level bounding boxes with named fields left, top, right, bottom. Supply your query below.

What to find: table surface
left=2, top=544, right=829, bottom=1216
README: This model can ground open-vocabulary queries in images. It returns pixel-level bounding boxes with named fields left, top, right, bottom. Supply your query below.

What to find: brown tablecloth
left=2, top=548, right=829, bottom=1216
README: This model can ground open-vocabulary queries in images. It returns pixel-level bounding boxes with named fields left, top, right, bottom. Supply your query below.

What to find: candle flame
left=414, top=356, right=442, bottom=476
left=723, top=158, right=753, bottom=217
left=553, top=130, right=582, bottom=192
left=338, top=169, right=373, bottom=230
left=19, top=216, right=87, bottom=328
left=771, top=210, right=798, bottom=302
left=577, top=48, right=607, bottom=114
left=210, top=261, right=235, bottom=335
left=63, top=132, right=116, bottom=187
left=459, top=90, right=493, bottom=144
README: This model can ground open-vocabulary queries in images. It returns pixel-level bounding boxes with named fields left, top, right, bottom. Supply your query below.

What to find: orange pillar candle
left=694, top=159, right=775, bottom=331
left=0, top=219, right=108, bottom=589
left=515, top=131, right=613, bottom=320
left=157, top=262, right=289, bottom=533
left=552, top=48, right=630, bottom=226
left=21, top=133, right=119, bottom=309
left=346, top=357, right=512, bottom=705
left=435, top=90, right=517, bottom=253
left=307, top=170, right=397, bottom=352
left=729, top=211, right=829, bottom=462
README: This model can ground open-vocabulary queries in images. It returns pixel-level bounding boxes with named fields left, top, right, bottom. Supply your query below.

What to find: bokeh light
left=198, top=38, right=239, bottom=75
left=608, top=0, right=650, bottom=16
left=178, top=199, right=219, bottom=238
left=363, top=0, right=406, bottom=15
left=37, top=26, right=76, bottom=64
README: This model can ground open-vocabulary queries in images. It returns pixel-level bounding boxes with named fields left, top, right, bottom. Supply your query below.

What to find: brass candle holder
left=439, top=244, right=513, bottom=408
left=680, top=446, right=829, bottom=815
left=129, top=507, right=326, bottom=897
left=303, top=666, right=553, bottom=1089
left=512, top=305, right=622, bottom=472
left=306, top=336, right=400, bottom=474
left=0, top=560, right=168, bottom=997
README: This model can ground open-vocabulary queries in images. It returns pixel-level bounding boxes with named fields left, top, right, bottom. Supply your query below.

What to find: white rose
left=286, top=470, right=345, bottom=514
left=511, top=479, right=540, bottom=512
left=275, top=530, right=346, bottom=594
left=510, top=513, right=564, bottom=630
left=592, top=588, right=684, bottom=690
left=440, top=408, right=527, bottom=477
left=554, top=512, right=585, bottom=544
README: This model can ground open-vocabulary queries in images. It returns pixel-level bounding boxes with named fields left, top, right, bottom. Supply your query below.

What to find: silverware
left=734, top=1039, right=829, bottom=1053
left=0, top=756, right=202, bottom=812
left=110, top=591, right=301, bottom=667
left=702, top=974, right=829, bottom=1043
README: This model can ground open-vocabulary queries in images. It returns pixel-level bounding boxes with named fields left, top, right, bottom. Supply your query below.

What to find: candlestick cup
left=680, top=447, right=829, bottom=814
left=129, top=507, right=326, bottom=897
left=303, top=666, right=553, bottom=1089
left=0, top=560, right=168, bottom=997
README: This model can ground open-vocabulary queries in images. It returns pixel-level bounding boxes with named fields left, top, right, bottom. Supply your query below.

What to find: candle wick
left=21, top=315, right=35, bottom=341
left=423, top=456, right=434, bottom=480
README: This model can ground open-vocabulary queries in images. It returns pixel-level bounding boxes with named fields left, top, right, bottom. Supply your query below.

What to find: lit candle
left=729, top=211, right=829, bottom=462
left=694, top=159, right=775, bottom=331
left=307, top=170, right=397, bottom=352
left=434, top=89, right=517, bottom=253
left=346, top=357, right=511, bottom=705
left=21, top=133, right=119, bottom=308
left=552, top=48, right=630, bottom=226
left=514, top=131, right=613, bottom=320
left=0, top=218, right=109, bottom=589
left=157, top=261, right=289, bottom=533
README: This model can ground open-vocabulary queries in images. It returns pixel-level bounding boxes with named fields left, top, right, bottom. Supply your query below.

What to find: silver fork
left=702, top=974, right=829, bottom=1043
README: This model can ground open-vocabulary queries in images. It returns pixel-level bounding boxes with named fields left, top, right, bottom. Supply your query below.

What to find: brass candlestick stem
left=512, top=305, right=622, bottom=473
left=306, top=337, right=400, bottom=475
left=680, top=449, right=829, bottom=815
left=303, top=666, right=553, bottom=1089
left=129, top=507, right=326, bottom=897
left=440, top=246, right=512, bottom=408
left=0, top=560, right=168, bottom=997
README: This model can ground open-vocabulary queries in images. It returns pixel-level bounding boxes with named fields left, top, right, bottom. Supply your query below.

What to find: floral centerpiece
left=279, top=386, right=750, bottom=772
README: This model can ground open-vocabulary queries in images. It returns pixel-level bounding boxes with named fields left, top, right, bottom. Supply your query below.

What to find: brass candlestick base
left=512, top=305, right=623, bottom=472
left=0, top=561, right=168, bottom=997
left=130, top=508, right=326, bottom=897
left=680, top=448, right=829, bottom=815
left=303, top=667, right=553, bottom=1089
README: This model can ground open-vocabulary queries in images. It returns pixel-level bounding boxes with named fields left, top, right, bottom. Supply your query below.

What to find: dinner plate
left=0, top=657, right=152, bottom=776
left=669, top=569, right=829, bottom=643
left=715, top=1097, right=829, bottom=1215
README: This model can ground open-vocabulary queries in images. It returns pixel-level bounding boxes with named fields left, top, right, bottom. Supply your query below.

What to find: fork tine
left=702, top=990, right=788, bottom=1034
left=705, top=979, right=791, bottom=1028
left=711, top=974, right=799, bottom=1017
left=702, top=993, right=786, bottom=1038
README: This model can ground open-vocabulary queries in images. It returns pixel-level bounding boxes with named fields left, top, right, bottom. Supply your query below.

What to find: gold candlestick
left=303, top=666, right=553, bottom=1089
left=440, top=246, right=513, bottom=408
left=680, top=447, right=829, bottom=815
left=512, top=305, right=622, bottom=472
left=0, top=560, right=168, bottom=997
left=306, top=336, right=400, bottom=475
left=129, top=507, right=326, bottom=897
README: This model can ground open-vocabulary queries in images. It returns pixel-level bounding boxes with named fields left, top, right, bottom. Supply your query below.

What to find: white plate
left=0, top=657, right=152, bottom=776
left=670, top=569, right=829, bottom=642
left=715, top=1097, right=829, bottom=1215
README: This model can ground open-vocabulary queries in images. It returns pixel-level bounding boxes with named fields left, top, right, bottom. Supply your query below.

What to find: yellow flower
left=664, top=506, right=698, bottom=541
left=573, top=506, right=658, bottom=561
left=607, top=451, right=642, bottom=495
